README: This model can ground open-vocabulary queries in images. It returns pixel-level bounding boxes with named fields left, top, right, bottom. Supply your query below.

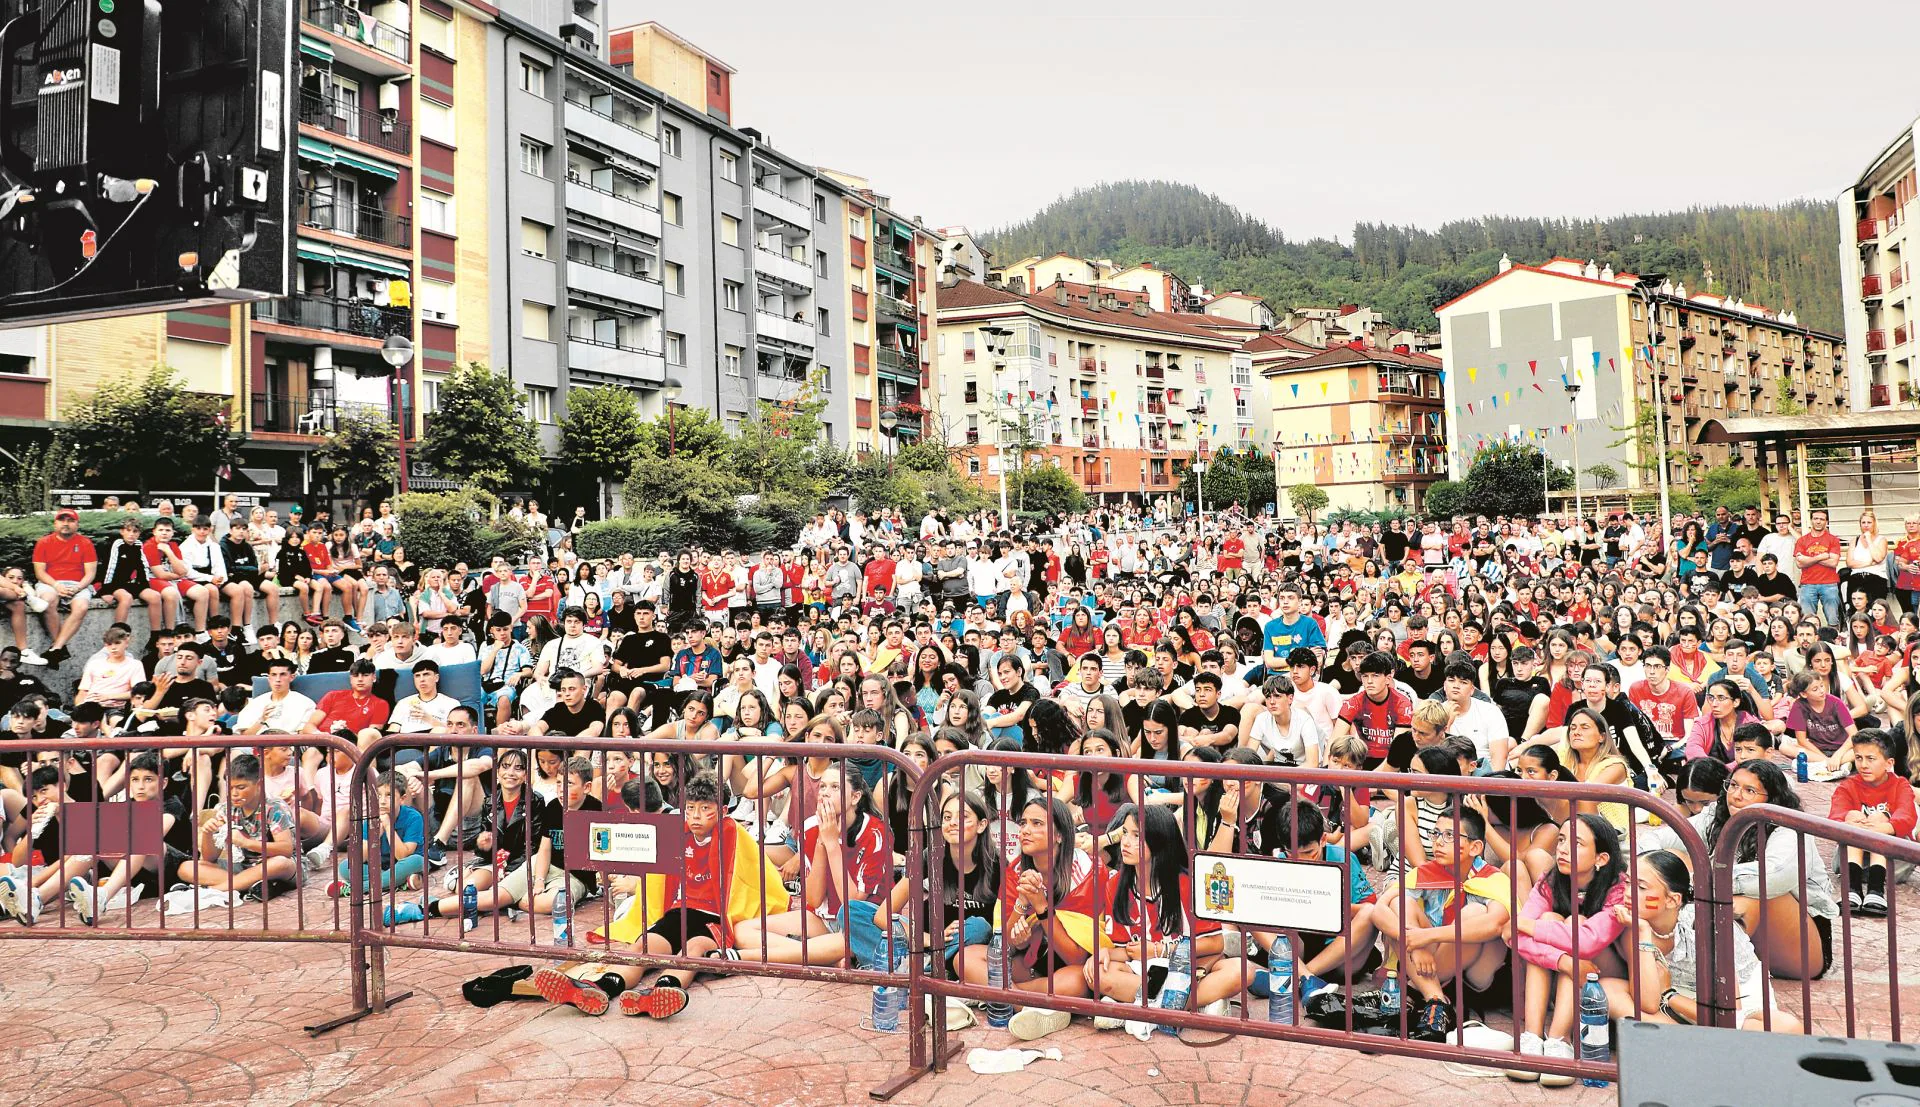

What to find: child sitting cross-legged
left=1827, top=728, right=1917, bottom=917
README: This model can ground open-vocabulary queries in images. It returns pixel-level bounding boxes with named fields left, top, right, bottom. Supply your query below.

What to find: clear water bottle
left=460, top=882, right=479, bottom=933
left=1266, top=936, right=1295, bottom=1025
left=1381, top=969, right=1402, bottom=1018
left=1154, top=935, right=1194, bottom=1034
left=871, top=920, right=909, bottom=1033
left=1579, top=972, right=1611, bottom=1087
left=551, top=884, right=570, bottom=947
left=1796, top=752, right=1810, bottom=783
left=984, top=930, right=1013, bottom=1028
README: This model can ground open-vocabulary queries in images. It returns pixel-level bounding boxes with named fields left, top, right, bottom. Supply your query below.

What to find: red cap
left=53, top=509, right=78, bottom=521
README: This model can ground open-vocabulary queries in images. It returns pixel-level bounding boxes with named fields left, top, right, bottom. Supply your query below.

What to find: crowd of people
left=0, top=491, right=1914, bottom=1081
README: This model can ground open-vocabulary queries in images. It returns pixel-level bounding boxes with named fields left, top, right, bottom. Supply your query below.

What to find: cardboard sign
left=62, top=800, right=164, bottom=856
left=562, top=809, right=685, bottom=877
left=1190, top=851, right=1345, bottom=935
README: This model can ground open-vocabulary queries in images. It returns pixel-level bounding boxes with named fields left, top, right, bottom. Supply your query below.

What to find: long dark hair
left=1642, top=848, right=1693, bottom=903
left=983, top=736, right=1029, bottom=825
left=1699, top=678, right=1756, bottom=762
left=1706, top=758, right=1800, bottom=864
left=1015, top=795, right=1081, bottom=904
left=1138, top=698, right=1183, bottom=763
left=825, top=763, right=883, bottom=850
left=1026, top=697, right=1080, bottom=756
left=1546, top=813, right=1627, bottom=918
left=1073, top=728, right=1130, bottom=811
left=937, top=789, right=996, bottom=915
left=1110, top=803, right=1187, bottom=939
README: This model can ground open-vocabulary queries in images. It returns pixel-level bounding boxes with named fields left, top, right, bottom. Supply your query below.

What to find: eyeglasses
left=1726, top=781, right=1767, bottom=800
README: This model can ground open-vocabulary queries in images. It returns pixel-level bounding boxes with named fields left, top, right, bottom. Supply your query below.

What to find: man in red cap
left=29, top=509, right=96, bottom=668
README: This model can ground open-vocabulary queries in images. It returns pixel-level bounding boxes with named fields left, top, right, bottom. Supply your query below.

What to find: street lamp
left=381, top=335, right=414, bottom=495
left=1194, top=458, right=1208, bottom=519
left=1563, top=381, right=1582, bottom=522
left=1540, top=425, right=1553, bottom=519
left=981, top=325, right=1015, bottom=525
left=662, top=376, right=683, bottom=457
left=878, top=407, right=899, bottom=474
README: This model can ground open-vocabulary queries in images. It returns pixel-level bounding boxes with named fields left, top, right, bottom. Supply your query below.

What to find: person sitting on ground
left=327, top=770, right=424, bottom=899
left=1255, top=800, right=1379, bottom=1011
left=62, top=752, right=194, bottom=925
left=731, top=763, right=891, bottom=968
left=1510, top=813, right=1629, bottom=1087
left=1828, top=728, right=1917, bottom=918
left=172, top=753, right=298, bottom=900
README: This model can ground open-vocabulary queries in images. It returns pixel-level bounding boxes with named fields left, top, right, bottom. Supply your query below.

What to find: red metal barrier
left=891, top=751, right=1716, bottom=1093
left=1709, top=802, right=1920, bottom=1043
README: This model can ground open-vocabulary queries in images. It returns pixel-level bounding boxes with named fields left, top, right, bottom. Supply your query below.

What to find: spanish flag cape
left=994, top=850, right=1116, bottom=957
left=589, top=819, right=790, bottom=948
left=1407, top=855, right=1514, bottom=925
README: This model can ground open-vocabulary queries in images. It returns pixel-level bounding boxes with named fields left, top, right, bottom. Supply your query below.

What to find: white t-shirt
left=237, top=690, right=318, bottom=734
left=538, top=633, right=606, bottom=679
left=1292, top=679, right=1345, bottom=736
left=421, top=641, right=478, bottom=668
left=1249, top=708, right=1322, bottom=763
left=1447, top=696, right=1511, bottom=764
left=392, top=692, right=460, bottom=732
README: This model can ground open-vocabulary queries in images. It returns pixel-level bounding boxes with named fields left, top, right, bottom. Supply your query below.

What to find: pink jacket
left=1515, top=877, right=1628, bottom=969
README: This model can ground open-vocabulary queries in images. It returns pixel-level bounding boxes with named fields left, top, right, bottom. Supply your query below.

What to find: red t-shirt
left=1627, top=679, right=1699, bottom=743
left=1087, top=549, right=1109, bottom=580
left=863, top=557, right=896, bottom=597
left=142, top=538, right=184, bottom=581
left=1124, top=623, right=1162, bottom=649
left=1338, top=688, right=1414, bottom=760
left=1219, top=536, right=1245, bottom=570
left=523, top=577, right=559, bottom=622
left=1829, top=772, right=1919, bottom=839
left=701, top=569, right=733, bottom=610
left=800, top=813, right=889, bottom=915
left=34, top=532, right=95, bottom=581
left=1105, top=872, right=1221, bottom=944
left=1795, top=531, right=1843, bottom=586
left=783, top=563, right=805, bottom=606
left=315, top=689, right=392, bottom=734
left=669, top=832, right=728, bottom=914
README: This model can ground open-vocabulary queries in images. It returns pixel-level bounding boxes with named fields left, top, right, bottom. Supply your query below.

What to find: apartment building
left=935, top=228, right=992, bottom=285
left=1437, top=257, right=1846, bottom=491
left=933, top=280, right=1243, bottom=502
left=0, top=1, right=498, bottom=501
left=1839, top=117, right=1920, bottom=410
left=1268, top=344, right=1446, bottom=516
left=487, top=10, right=851, bottom=445
left=991, top=255, right=1195, bottom=313
left=824, top=177, right=939, bottom=458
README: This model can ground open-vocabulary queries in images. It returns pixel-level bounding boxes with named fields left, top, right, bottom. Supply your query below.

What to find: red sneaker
left=531, top=965, right=609, bottom=1016
left=617, top=985, right=688, bottom=1019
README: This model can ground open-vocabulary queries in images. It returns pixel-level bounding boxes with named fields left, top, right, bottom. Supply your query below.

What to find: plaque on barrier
left=1189, top=851, right=1344, bottom=934
left=563, top=809, right=686, bottom=877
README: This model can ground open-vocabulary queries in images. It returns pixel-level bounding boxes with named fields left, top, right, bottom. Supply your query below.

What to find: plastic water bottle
left=984, top=930, right=1013, bottom=1028
left=551, top=884, right=571, bottom=947
left=1154, top=935, right=1194, bottom=1034
left=871, top=920, right=909, bottom=1033
left=1265, top=936, right=1295, bottom=1025
left=1381, top=969, right=1402, bottom=1018
left=460, top=883, right=479, bottom=933
left=1579, top=972, right=1611, bottom=1087
left=1796, top=752, right=1810, bottom=783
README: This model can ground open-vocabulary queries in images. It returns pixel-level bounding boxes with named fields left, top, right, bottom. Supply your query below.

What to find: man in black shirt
left=1397, top=639, right=1445, bottom=700
left=1178, top=672, right=1241, bottom=749
left=308, top=621, right=357, bottom=674
left=1733, top=506, right=1771, bottom=557
left=608, top=601, right=672, bottom=720
left=1722, top=549, right=1763, bottom=597
left=200, top=616, right=248, bottom=689
left=1751, top=553, right=1797, bottom=601
left=1380, top=519, right=1410, bottom=566
left=0, top=648, right=52, bottom=718
left=140, top=641, right=219, bottom=733
left=1491, top=646, right=1551, bottom=743
left=535, top=670, right=606, bottom=738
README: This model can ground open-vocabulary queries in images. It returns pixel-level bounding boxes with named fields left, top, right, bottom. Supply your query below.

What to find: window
left=815, top=249, right=828, bottom=277
left=814, top=196, right=827, bottom=222
left=521, top=300, right=551, bottom=341
left=419, top=100, right=454, bottom=145
left=1235, top=392, right=1249, bottom=421
left=662, top=192, right=682, bottom=225
left=519, top=138, right=548, bottom=178
left=849, top=214, right=867, bottom=240
left=964, top=381, right=979, bottom=404
left=963, top=332, right=976, bottom=362
left=724, top=345, right=743, bottom=376
left=525, top=386, right=554, bottom=424
left=666, top=332, right=686, bottom=365
left=661, top=124, right=682, bottom=157
left=419, top=11, right=454, bottom=55
left=720, top=214, right=740, bottom=247
left=520, top=59, right=548, bottom=97
left=421, top=377, right=443, bottom=413
left=937, top=334, right=947, bottom=356
left=1632, top=301, right=1643, bottom=321
left=519, top=219, right=549, bottom=259
left=724, top=280, right=742, bottom=311
left=417, top=279, right=455, bottom=324
left=419, top=191, right=453, bottom=234
left=719, top=152, right=738, bottom=182
left=663, top=262, right=684, bottom=295
left=816, top=308, right=829, bottom=337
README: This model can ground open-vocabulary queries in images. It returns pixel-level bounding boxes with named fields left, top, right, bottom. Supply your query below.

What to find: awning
left=297, top=136, right=337, bottom=166
left=333, top=248, right=409, bottom=278
left=567, top=224, right=615, bottom=246
left=332, top=149, right=399, bottom=181
left=299, top=33, right=334, bottom=63
left=296, top=239, right=337, bottom=264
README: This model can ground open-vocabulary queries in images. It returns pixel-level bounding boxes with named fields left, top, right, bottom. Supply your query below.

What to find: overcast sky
left=608, top=0, right=1920, bottom=243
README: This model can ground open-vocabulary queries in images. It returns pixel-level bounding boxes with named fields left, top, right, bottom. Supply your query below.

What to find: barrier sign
left=563, top=810, right=685, bottom=877
left=1190, top=851, right=1344, bottom=934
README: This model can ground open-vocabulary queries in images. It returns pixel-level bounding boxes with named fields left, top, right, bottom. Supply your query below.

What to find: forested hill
left=983, top=181, right=1843, bottom=333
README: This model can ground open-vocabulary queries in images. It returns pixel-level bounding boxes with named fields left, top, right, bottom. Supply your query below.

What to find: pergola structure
left=1697, top=410, right=1920, bottom=520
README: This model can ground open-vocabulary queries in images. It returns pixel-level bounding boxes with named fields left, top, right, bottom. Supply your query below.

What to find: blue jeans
left=1799, top=582, right=1840, bottom=627
left=336, top=852, right=425, bottom=893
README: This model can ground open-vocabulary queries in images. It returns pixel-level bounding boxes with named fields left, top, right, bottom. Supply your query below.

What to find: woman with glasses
left=1684, top=678, right=1762, bottom=765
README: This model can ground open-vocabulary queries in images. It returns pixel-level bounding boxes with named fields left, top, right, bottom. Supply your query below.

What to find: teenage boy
left=327, top=770, right=425, bottom=898
left=1829, top=729, right=1917, bottom=917
left=173, top=753, right=298, bottom=899
left=63, top=753, right=193, bottom=924
left=1330, top=651, right=1414, bottom=769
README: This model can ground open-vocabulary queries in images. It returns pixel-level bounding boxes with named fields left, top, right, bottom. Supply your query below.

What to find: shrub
left=393, top=491, right=530, bottom=568
left=1422, top=480, right=1468, bottom=520
left=730, top=514, right=782, bottom=551
left=0, top=511, right=137, bottom=567
left=575, top=513, right=693, bottom=559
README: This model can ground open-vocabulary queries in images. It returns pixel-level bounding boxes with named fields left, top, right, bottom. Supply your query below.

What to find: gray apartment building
left=484, top=5, right=849, bottom=447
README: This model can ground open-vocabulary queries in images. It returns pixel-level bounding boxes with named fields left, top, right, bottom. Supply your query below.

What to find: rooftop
left=937, top=280, right=1239, bottom=343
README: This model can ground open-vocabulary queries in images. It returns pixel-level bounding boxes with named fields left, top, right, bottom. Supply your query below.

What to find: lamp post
left=981, top=325, right=1015, bottom=526
left=662, top=376, right=683, bottom=457
left=878, top=407, right=899, bottom=474
left=1194, top=458, right=1207, bottom=520
left=1540, top=425, right=1552, bottom=519
left=381, top=335, right=414, bottom=495
left=1635, top=281, right=1676, bottom=579
left=1564, top=381, right=1583, bottom=523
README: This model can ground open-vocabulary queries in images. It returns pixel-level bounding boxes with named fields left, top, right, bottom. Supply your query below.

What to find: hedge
left=0, top=511, right=148, bottom=567
left=575, top=513, right=694, bottom=560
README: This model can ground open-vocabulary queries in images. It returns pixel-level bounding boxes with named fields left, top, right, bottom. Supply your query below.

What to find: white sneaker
left=303, top=842, right=333, bottom=872
left=0, top=875, right=19, bottom=919
left=1539, top=1037, right=1577, bottom=1088
left=16, top=650, right=47, bottom=666
left=1093, top=997, right=1126, bottom=1031
left=1506, top=1031, right=1544, bottom=1082
left=65, top=877, right=96, bottom=925
left=23, top=591, right=48, bottom=613
left=1008, top=1006, right=1071, bottom=1041
left=1125, top=1019, right=1155, bottom=1041
left=1200, top=998, right=1233, bottom=1018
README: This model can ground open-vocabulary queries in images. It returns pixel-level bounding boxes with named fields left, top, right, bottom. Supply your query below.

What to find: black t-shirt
left=1397, top=663, right=1444, bottom=700
left=1179, top=703, right=1241, bottom=744
left=986, top=683, right=1042, bottom=746
left=551, top=793, right=603, bottom=895
left=0, top=673, right=52, bottom=716
left=1381, top=531, right=1410, bottom=564
left=1492, top=675, right=1550, bottom=740
left=1723, top=568, right=1762, bottom=594
left=308, top=647, right=357, bottom=674
left=155, top=677, right=220, bottom=716
left=161, top=794, right=194, bottom=857
left=614, top=630, right=673, bottom=685
left=541, top=698, right=607, bottom=737
left=1385, top=730, right=1420, bottom=772
left=1735, top=524, right=1771, bottom=552
left=201, top=638, right=247, bottom=686
left=1752, top=571, right=1796, bottom=601
left=1329, top=666, right=1362, bottom=696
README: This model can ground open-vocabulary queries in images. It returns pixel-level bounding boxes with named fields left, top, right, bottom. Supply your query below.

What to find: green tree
left=894, top=439, right=956, bottom=474
left=1463, top=441, right=1571, bottom=518
left=1005, top=464, right=1087, bottom=517
left=1695, top=465, right=1761, bottom=513
left=1286, top=483, right=1329, bottom=522
left=314, top=411, right=399, bottom=507
left=0, top=436, right=72, bottom=514
left=1181, top=461, right=1249, bottom=509
left=559, top=385, right=646, bottom=516
left=1583, top=462, right=1621, bottom=490
left=416, top=362, right=546, bottom=496
left=62, top=367, right=236, bottom=499
left=845, top=456, right=930, bottom=518
left=1610, top=401, right=1688, bottom=487
left=730, top=371, right=831, bottom=502
left=636, top=404, right=728, bottom=463
left=1423, top=479, right=1468, bottom=519
left=1776, top=377, right=1804, bottom=417
left=627, top=453, right=747, bottom=542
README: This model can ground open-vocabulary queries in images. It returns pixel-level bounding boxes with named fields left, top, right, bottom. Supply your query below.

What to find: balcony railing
left=1894, top=264, right=1910, bottom=290
left=1860, top=217, right=1880, bottom=243
left=1145, top=400, right=1167, bottom=415
left=1078, top=356, right=1096, bottom=372
left=256, top=294, right=411, bottom=339
left=886, top=411, right=924, bottom=437
left=1898, top=324, right=1911, bottom=347
left=1145, top=365, right=1165, bottom=380
left=874, top=246, right=912, bottom=275
left=1873, top=384, right=1892, bottom=407
left=296, top=189, right=411, bottom=248
left=1868, top=329, right=1890, bottom=352
left=305, top=1, right=410, bottom=63
left=252, top=392, right=409, bottom=436
left=877, top=292, right=916, bottom=321
left=1082, top=434, right=1100, bottom=449
left=299, top=91, right=410, bottom=154
left=1864, top=273, right=1884, bottom=297
left=1079, top=396, right=1098, bottom=412
left=875, top=349, right=915, bottom=378
left=965, top=429, right=980, bottom=444
left=1148, top=438, right=1168, bottom=452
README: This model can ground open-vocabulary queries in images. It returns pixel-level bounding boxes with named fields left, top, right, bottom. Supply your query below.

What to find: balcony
left=1894, top=264, right=1909, bottom=291
left=299, top=91, right=410, bottom=155
left=1079, top=356, right=1096, bottom=372
left=885, top=410, right=924, bottom=438
left=1145, top=400, right=1167, bottom=415
left=754, top=246, right=813, bottom=289
left=1145, top=365, right=1165, bottom=381
left=568, top=258, right=665, bottom=311
left=251, top=392, right=406, bottom=436
left=1082, top=434, right=1100, bottom=449
left=565, top=176, right=663, bottom=239
left=877, top=292, right=916, bottom=323
left=305, top=1, right=411, bottom=66
left=874, top=246, right=912, bottom=277
left=1864, top=273, right=1885, bottom=299
left=965, top=429, right=980, bottom=445
left=1860, top=217, right=1880, bottom=243
left=875, top=348, right=917, bottom=382
left=751, top=184, right=810, bottom=229
left=1899, top=324, right=1912, bottom=347
left=567, top=337, right=666, bottom=383
left=1148, top=438, right=1168, bottom=453
left=1869, top=330, right=1890, bottom=352
left=1080, top=396, right=1098, bottom=413
left=297, top=190, right=410, bottom=248
left=1872, top=384, right=1892, bottom=407
left=755, top=311, right=816, bottom=349
left=563, top=99, right=660, bottom=167
left=256, top=295, right=410, bottom=340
